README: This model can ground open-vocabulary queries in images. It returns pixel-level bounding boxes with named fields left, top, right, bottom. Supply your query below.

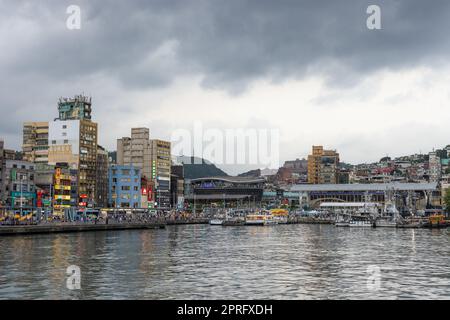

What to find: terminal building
left=290, top=182, right=439, bottom=212
left=185, top=176, right=265, bottom=210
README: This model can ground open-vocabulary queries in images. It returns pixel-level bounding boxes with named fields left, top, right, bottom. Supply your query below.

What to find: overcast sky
left=1, top=0, right=450, bottom=174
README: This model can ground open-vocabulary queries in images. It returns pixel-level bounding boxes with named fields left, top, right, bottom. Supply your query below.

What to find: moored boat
left=335, top=213, right=350, bottom=227
left=245, top=210, right=277, bottom=226
left=270, top=208, right=289, bottom=224
left=373, top=217, right=397, bottom=228
left=209, top=218, right=224, bottom=225
left=348, top=216, right=373, bottom=227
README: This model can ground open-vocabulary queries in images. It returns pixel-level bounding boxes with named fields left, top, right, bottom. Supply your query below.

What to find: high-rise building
left=48, top=95, right=98, bottom=207
left=149, top=139, right=171, bottom=209
left=117, top=128, right=171, bottom=208
left=96, top=145, right=109, bottom=208
left=22, top=122, right=49, bottom=163
left=307, top=146, right=340, bottom=184
left=117, top=128, right=152, bottom=178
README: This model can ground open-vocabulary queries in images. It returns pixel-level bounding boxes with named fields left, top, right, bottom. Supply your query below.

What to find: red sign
left=79, top=202, right=87, bottom=207
left=148, top=187, right=152, bottom=201
left=37, top=190, right=44, bottom=208
left=80, top=194, right=88, bottom=199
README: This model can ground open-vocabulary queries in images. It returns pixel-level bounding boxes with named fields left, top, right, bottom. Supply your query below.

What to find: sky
left=1, top=0, right=450, bottom=175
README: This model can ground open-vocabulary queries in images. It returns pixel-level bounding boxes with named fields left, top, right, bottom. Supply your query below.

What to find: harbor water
left=0, top=224, right=448, bottom=299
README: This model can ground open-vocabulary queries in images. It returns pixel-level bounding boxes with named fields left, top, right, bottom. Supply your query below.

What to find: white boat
left=374, top=217, right=397, bottom=228
left=348, top=216, right=373, bottom=227
left=209, top=219, right=223, bottom=225
left=335, top=213, right=350, bottom=227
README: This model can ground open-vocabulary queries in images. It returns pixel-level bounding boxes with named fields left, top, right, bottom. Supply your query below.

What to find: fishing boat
left=245, top=210, right=277, bottom=226
left=222, top=217, right=246, bottom=226
left=221, top=209, right=246, bottom=226
left=335, top=214, right=350, bottom=227
left=374, top=217, right=397, bottom=227
left=348, top=215, right=373, bottom=227
left=374, top=202, right=401, bottom=228
left=270, top=208, right=289, bottom=224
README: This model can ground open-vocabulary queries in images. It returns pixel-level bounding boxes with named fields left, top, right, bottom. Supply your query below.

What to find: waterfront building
left=22, top=122, right=49, bottom=164
left=1, top=160, right=36, bottom=210
left=33, top=163, right=55, bottom=209
left=117, top=128, right=151, bottom=178
left=48, top=95, right=98, bottom=207
left=186, top=176, right=265, bottom=211
left=108, top=165, right=141, bottom=208
left=307, top=146, right=340, bottom=184
left=149, top=139, right=171, bottom=209
left=170, top=164, right=185, bottom=209
left=53, top=163, right=74, bottom=213
left=0, top=140, right=4, bottom=207
left=117, top=128, right=171, bottom=209
left=290, top=182, right=439, bottom=212
left=96, top=145, right=109, bottom=208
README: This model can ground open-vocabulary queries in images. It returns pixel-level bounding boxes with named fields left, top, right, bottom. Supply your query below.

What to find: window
left=62, top=125, right=67, bottom=129
left=52, top=140, right=56, bottom=144
left=64, top=140, right=68, bottom=144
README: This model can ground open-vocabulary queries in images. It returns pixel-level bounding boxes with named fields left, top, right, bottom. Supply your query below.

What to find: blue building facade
left=108, top=165, right=141, bottom=208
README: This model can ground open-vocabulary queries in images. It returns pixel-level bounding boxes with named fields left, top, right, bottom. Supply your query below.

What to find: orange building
left=307, top=146, right=340, bottom=184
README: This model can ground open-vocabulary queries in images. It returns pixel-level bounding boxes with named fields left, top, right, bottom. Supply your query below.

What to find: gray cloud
left=1, top=0, right=450, bottom=155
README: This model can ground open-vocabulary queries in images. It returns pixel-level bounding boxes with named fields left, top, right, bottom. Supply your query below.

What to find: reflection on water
left=0, top=225, right=449, bottom=299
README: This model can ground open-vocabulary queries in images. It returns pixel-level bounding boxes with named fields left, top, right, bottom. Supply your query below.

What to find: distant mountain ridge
left=176, top=156, right=228, bottom=179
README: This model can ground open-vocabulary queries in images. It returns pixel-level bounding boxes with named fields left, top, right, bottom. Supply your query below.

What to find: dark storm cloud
left=1, top=0, right=450, bottom=145
left=3, top=0, right=450, bottom=89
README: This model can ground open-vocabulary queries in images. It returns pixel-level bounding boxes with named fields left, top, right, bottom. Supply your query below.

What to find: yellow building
left=53, top=167, right=72, bottom=213
left=307, top=146, right=340, bottom=184
left=150, top=139, right=171, bottom=209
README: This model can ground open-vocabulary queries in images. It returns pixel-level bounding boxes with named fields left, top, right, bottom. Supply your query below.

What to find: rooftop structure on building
left=57, top=95, right=92, bottom=121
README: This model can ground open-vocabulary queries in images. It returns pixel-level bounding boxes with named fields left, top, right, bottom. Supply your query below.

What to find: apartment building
left=22, top=122, right=49, bottom=163
left=307, top=146, right=340, bottom=184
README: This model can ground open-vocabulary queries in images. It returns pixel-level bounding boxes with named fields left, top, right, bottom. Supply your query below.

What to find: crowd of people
left=0, top=209, right=209, bottom=226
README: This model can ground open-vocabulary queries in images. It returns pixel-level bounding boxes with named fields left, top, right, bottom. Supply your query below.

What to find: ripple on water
left=0, top=225, right=448, bottom=299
